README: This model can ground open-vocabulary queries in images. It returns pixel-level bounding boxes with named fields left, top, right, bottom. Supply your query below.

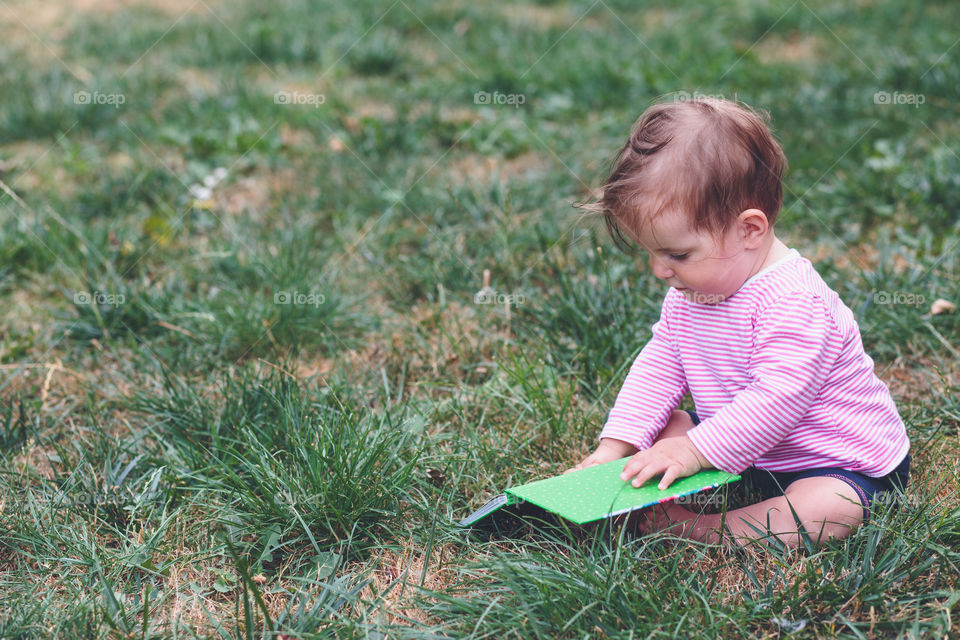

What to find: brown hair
left=583, top=97, right=787, bottom=254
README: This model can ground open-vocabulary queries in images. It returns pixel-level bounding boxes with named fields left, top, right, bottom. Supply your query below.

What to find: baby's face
left=628, top=210, right=758, bottom=304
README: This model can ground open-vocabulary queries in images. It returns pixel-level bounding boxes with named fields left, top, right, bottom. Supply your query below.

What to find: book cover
left=458, top=458, right=740, bottom=528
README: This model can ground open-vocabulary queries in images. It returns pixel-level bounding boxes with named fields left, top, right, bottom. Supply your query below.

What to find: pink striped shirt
left=599, top=250, right=910, bottom=477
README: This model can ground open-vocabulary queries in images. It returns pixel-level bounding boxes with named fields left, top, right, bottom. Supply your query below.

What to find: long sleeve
left=686, top=292, right=842, bottom=474
left=599, top=294, right=688, bottom=450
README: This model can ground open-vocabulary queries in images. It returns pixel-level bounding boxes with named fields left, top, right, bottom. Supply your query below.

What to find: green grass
left=1, top=0, right=959, bottom=637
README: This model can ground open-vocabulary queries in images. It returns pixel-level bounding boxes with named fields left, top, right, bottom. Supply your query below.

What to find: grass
left=0, top=0, right=958, bottom=637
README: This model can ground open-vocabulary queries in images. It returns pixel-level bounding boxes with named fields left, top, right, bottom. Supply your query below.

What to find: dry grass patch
left=0, top=0, right=213, bottom=69
left=382, top=298, right=512, bottom=389
left=444, top=151, right=552, bottom=187
left=752, top=32, right=821, bottom=64
left=880, top=358, right=955, bottom=406
left=499, top=4, right=580, bottom=30
left=349, top=543, right=461, bottom=627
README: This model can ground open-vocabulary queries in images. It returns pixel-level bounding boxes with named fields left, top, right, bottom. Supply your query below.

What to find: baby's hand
left=620, top=435, right=710, bottom=490
left=565, top=438, right=637, bottom=474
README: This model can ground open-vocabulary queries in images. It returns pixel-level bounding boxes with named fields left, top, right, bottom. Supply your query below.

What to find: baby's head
left=590, top=97, right=788, bottom=302
left=599, top=97, right=786, bottom=252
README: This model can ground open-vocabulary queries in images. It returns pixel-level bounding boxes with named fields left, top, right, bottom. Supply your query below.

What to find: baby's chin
left=675, top=287, right=728, bottom=305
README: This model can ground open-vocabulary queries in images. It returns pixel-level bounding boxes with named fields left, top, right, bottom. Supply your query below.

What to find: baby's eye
left=669, top=253, right=689, bottom=261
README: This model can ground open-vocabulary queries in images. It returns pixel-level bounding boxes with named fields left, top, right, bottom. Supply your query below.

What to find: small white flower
left=203, top=174, right=218, bottom=188
left=189, top=184, right=213, bottom=200
left=212, top=167, right=227, bottom=181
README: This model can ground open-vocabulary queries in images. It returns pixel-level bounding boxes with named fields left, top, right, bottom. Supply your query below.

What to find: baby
left=571, top=97, right=910, bottom=547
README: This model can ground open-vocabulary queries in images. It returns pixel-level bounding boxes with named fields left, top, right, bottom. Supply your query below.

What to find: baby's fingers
left=658, top=464, right=681, bottom=491
left=620, top=456, right=660, bottom=488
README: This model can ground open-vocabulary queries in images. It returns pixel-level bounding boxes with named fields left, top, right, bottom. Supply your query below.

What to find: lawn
left=0, top=0, right=958, bottom=638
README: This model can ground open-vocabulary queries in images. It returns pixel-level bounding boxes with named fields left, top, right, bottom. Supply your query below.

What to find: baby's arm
left=571, top=293, right=688, bottom=471
left=684, top=293, right=838, bottom=475
left=617, top=293, right=837, bottom=490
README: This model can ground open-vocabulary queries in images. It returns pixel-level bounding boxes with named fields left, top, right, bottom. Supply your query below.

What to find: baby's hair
left=580, top=97, right=787, bottom=255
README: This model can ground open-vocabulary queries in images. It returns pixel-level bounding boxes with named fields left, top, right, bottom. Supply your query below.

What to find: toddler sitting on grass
left=571, top=97, right=910, bottom=547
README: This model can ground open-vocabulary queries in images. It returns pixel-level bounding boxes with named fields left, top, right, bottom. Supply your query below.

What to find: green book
left=458, top=458, right=740, bottom=528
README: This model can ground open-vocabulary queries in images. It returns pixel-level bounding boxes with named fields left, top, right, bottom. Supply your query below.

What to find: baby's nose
left=649, top=255, right=674, bottom=279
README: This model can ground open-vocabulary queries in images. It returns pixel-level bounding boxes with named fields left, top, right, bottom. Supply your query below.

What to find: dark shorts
left=685, top=410, right=910, bottom=522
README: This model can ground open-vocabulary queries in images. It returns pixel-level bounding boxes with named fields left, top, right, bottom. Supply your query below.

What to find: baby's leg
left=649, top=476, right=864, bottom=547
left=644, top=415, right=866, bottom=546
left=721, top=477, right=864, bottom=546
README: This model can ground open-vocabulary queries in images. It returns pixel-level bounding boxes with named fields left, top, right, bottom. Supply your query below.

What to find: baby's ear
left=737, top=208, right=770, bottom=245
